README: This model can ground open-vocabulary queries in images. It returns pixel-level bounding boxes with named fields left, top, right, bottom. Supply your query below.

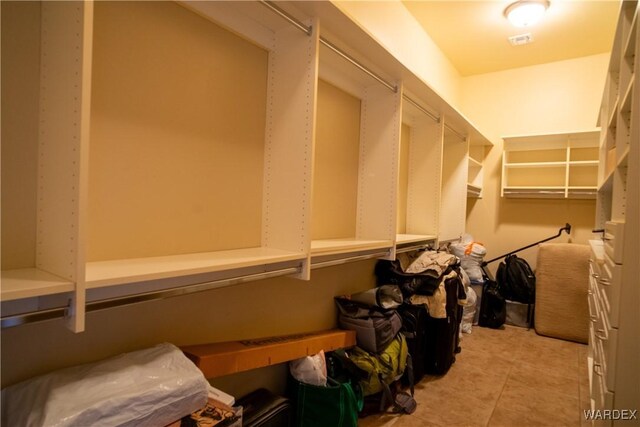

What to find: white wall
left=461, top=53, right=610, bottom=271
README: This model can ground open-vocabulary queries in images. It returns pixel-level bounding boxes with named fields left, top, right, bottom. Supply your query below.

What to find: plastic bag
left=1, top=343, right=208, bottom=427
left=461, top=286, right=478, bottom=334
left=290, top=350, right=327, bottom=387
left=449, top=234, right=486, bottom=282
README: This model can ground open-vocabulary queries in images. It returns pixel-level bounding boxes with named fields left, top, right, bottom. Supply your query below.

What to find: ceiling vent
left=508, top=33, right=534, bottom=46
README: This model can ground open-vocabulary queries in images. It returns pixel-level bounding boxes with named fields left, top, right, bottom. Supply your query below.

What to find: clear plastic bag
left=1, top=343, right=208, bottom=427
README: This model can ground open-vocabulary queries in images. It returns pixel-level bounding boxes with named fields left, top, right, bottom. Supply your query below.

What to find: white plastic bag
left=461, top=286, right=478, bottom=334
left=1, top=343, right=208, bottom=427
left=289, top=350, right=327, bottom=387
left=449, top=234, right=486, bottom=283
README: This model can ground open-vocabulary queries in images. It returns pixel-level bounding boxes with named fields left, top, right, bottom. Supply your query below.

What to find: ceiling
left=402, top=0, right=620, bottom=76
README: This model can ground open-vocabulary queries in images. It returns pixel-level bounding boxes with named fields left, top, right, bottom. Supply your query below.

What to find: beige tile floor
left=360, top=325, right=590, bottom=427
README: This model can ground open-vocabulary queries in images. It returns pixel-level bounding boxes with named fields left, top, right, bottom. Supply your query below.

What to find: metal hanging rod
left=1, top=266, right=300, bottom=329
left=403, top=95, right=440, bottom=123
left=260, top=1, right=312, bottom=36
left=311, top=250, right=390, bottom=270
left=260, top=0, right=397, bottom=94
left=319, top=37, right=398, bottom=93
left=445, top=123, right=467, bottom=143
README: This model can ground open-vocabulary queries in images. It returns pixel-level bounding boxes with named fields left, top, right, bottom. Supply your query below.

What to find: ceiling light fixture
left=504, top=0, right=550, bottom=28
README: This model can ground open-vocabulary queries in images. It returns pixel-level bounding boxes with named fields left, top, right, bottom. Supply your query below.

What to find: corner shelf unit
left=501, top=130, right=600, bottom=199
left=591, top=0, right=639, bottom=419
left=1, top=0, right=492, bottom=331
left=467, top=144, right=485, bottom=198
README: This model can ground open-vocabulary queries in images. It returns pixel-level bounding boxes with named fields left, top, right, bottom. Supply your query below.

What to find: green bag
left=293, top=377, right=362, bottom=427
left=349, top=333, right=408, bottom=396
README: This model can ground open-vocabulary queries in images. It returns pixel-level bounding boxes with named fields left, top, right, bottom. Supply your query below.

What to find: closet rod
left=395, top=243, right=433, bottom=254
left=1, top=266, right=300, bottom=329
left=403, top=95, right=440, bottom=123
left=260, top=1, right=312, bottom=35
left=319, top=37, right=398, bottom=93
left=444, top=123, right=467, bottom=143
left=260, top=0, right=397, bottom=93
left=311, top=250, right=390, bottom=270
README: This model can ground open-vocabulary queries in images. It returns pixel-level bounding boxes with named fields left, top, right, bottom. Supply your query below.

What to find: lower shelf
left=310, top=238, right=392, bottom=256
left=1, top=268, right=74, bottom=302
left=85, top=247, right=306, bottom=288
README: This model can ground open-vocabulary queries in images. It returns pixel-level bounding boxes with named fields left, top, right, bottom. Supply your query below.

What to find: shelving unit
left=439, top=124, right=469, bottom=242
left=395, top=95, right=442, bottom=249
left=466, top=142, right=485, bottom=198
left=310, top=41, right=401, bottom=262
left=1, top=0, right=494, bottom=331
left=591, top=0, right=639, bottom=420
left=502, top=130, right=600, bottom=199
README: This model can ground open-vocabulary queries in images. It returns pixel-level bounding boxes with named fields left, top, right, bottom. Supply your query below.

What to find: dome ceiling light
left=504, top=0, right=550, bottom=28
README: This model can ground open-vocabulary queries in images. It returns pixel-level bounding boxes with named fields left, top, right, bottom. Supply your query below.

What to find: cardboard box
left=182, top=329, right=356, bottom=378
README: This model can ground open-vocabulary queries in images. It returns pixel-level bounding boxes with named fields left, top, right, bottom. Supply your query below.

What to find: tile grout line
left=484, top=331, right=524, bottom=427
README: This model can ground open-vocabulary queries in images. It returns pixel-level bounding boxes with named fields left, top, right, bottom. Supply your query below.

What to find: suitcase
left=424, top=273, right=463, bottom=375
left=237, top=388, right=293, bottom=427
left=398, top=303, right=429, bottom=384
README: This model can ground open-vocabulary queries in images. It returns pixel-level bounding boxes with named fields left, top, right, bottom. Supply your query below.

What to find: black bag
left=497, top=254, right=536, bottom=304
left=478, top=274, right=506, bottom=329
left=237, top=388, right=293, bottom=427
left=398, top=303, right=429, bottom=384
left=423, top=273, right=463, bottom=375
left=335, top=297, right=402, bottom=354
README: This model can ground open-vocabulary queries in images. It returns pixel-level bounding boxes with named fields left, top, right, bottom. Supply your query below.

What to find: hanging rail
left=403, top=95, right=440, bottom=123
left=260, top=0, right=398, bottom=93
left=260, top=0, right=312, bottom=36
left=311, top=250, right=390, bottom=269
left=1, top=266, right=301, bottom=329
left=445, top=123, right=467, bottom=143
left=482, top=223, right=572, bottom=266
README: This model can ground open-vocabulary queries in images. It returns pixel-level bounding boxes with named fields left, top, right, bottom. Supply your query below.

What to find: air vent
left=508, top=33, right=534, bottom=46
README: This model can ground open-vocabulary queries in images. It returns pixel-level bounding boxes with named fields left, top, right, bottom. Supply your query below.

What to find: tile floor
left=360, top=325, right=591, bottom=427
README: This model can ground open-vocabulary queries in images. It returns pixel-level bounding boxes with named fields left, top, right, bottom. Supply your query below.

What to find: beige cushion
left=534, top=243, right=590, bottom=343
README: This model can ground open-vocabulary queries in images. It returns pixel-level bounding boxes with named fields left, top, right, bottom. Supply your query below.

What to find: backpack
left=497, top=255, right=536, bottom=304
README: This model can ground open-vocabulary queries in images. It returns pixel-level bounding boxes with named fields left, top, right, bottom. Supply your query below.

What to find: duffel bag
left=335, top=297, right=402, bottom=354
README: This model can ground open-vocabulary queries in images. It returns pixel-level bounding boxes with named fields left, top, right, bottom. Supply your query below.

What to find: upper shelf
left=310, top=239, right=392, bottom=257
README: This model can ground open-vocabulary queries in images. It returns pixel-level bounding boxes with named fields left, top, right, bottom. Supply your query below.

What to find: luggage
left=237, top=388, right=293, bottom=427
left=478, top=273, right=506, bottom=329
left=424, top=273, right=463, bottom=375
left=335, top=297, right=402, bottom=354
left=398, top=303, right=429, bottom=384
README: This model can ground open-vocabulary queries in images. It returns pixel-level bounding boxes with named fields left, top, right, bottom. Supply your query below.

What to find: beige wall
left=332, top=0, right=462, bottom=108
left=461, top=54, right=610, bottom=272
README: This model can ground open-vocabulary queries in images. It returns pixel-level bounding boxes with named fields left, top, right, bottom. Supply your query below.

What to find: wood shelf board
left=310, top=238, right=392, bottom=256
left=85, top=247, right=305, bottom=288
left=504, top=186, right=566, bottom=190
left=396, top=234, right=437, bottom=244
left=569, top=160, right=600, bottom=167
left=504, top=161, right=566, bottom=168
left=468, top=156, right=482, bottom=167
left=620, top=75, right=635, bottom=114
left=623, top=11, right=637, bottom=59
left=182, top=329, right=356, bottom=378
left=1, top=268, right=74, bottom=301
left=608, top=101, right=619, bottom=129
left=467, top=183, right=482, bottom=192
left=599, top=170, right=615, bottom=192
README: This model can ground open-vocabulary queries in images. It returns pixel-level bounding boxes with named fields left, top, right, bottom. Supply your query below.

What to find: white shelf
left=623, top=10, right=637, bottom=60
left=467, top=183, right=482, bottom=198
left=310, top=239, right=392, bottom=256
left=569, top=160, right=600, bottom=167
left=504, top=185, right=566, bottom=190
left=85, top=247, right=305, bottom=288
left=620, top=75, right=635, bottom=114
left=395, top=234, right=437, bottom=245
left=1, top=269, right=74, bottom=302
left=468, top=156, right=482, bottom=168
left=504, top=161, right=566, bottom=168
